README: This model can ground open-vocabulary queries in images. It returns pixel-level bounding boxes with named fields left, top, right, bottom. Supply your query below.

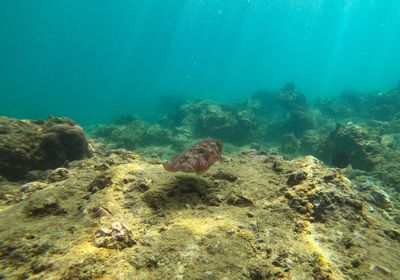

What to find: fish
left=163, top=139, right=223, bottom=175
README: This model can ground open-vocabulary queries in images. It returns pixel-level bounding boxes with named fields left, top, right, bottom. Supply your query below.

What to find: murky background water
left=1, top=1, right=400, bottom=124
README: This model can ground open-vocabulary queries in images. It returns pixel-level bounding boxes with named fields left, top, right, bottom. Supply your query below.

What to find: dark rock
left=31, top=260, right=53, bottom=274
left=383, top=228, right=400, bottom=242
left=248, top=264, right=271, bottom=280
left=90, top=206, right=112, bottom=218
left=63, top=256, right=107, bottom=279
left=227, top=192, right=254, bottom=207
left=0, top=117, right=90, bottom=181
left=87, top=172, right=113, bottom=193
left=48, top=168, right=70, bottom=183
left=350, top=258, right=361, bottom=268
left=287, top=170, right=307, bottom=187
left=317, top=123, right=382, bottom=170
left=40, top=123, right=90, bottom=170
left=26, top=195, right=66, bottom=216
left=142, top=189, right=168, bottom=210
left=211, top=170, right=238, bottom=182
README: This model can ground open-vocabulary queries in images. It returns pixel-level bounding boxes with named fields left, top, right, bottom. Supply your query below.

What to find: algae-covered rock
left=87, top=171, right=113, bottom=193
left=90, top=115, right=177, bottom=151
left=0, top=117, right=90, bottom=181
left=318, top=122, right=382, bottom=170
left=1, top=141, right=400, bottom=279
left=48, top=168, right=70, bottom=183
left=92, top=222, right=136, bottom=250
left=25, top=193, right=66, bottom=216
left=166, top=101, right=255, bottom=144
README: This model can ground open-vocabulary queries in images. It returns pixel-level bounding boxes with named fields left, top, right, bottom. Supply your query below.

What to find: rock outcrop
left=0, top=117, right=90, bottom=181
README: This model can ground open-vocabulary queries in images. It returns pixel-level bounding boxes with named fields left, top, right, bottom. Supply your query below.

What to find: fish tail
left=163, top=162, right=177, bottom=172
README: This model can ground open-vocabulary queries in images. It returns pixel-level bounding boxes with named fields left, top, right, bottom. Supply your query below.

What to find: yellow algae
left=173, top=216, right=237, bottom=235
left=301, top=222, right=345, bottom=279
left=112, top=162, right=139, bottom=183
left=68, top=241, right=113, bottom=259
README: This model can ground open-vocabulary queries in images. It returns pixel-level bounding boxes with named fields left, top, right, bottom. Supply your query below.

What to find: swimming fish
left=163, top=139, right=223, bottom=175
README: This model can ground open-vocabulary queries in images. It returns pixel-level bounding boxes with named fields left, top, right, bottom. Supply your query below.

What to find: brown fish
left=163, top=139, right=223, bottom=175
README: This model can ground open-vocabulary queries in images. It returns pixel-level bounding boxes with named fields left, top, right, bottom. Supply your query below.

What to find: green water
left=0, top=1, right=399, bottom=124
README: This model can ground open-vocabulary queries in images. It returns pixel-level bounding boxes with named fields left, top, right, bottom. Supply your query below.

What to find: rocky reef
left=2, top=83, right=400, bottom=279
left=0, top=117, right=90, bottom=181
left=89, top=84, right=400, bottom=197
left=0, top=137, right=399, bottom=279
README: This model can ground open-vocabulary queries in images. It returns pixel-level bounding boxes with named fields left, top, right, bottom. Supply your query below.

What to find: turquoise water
left=1, top=1, right=399, bottom=124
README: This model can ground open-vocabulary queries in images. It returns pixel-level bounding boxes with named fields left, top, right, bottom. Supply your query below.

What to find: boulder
left=0, top=117, right=90, bottom=181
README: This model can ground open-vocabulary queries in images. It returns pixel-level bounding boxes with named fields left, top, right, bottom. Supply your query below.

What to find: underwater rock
left=370, top=190, right=393, bottom=209
left=167, top=101, right=255, bottom=144
left=275, top=83, right=316, bottom=136
left=286, top=170, right=307, bottom=187
left=383, top=228, right=400, bottom=242
left=90, top=206, right=112, bottom=218
left=227, top=192, right=254, bottom=207
left=286, top=108, right=316, bottom=136
left=25, top=194, right=66, bottom=216
left=300, top=129, right=321, bottom=154
left=318, top=122, right=382, bottom=170
left=0, top=117, right=90, bottom=181
left=1, top=137, right=400, bottom=279
left=211, top=170, right=238, bottom=182
left=63, top=256, right=107, bottom=279
left=48, top=168, right=70, bottom=183
left=91, top=115, right=177, bottom=151
left=20, top=181, right=49, bottom=194
left=284, top=157, right=363, bottom=222
left=316, top=87, right=400, bottom=122
left=92, top=222, right=136, bottom=250
left=40, top=123, right=90, bottom=170
left=142, top=189, right=168, bottom=210
left=280, top=133, right=301, bottom=154
left=87, top=171, right=113, bottom=193
left=277, top=82, right=307, bottom=110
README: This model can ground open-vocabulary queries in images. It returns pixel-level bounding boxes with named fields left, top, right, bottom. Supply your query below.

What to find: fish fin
left=195, top=167, right=209, bottom=175
left=170, top=154, right=179, bottom=162
left=163, top=162, right=177, bottom=173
